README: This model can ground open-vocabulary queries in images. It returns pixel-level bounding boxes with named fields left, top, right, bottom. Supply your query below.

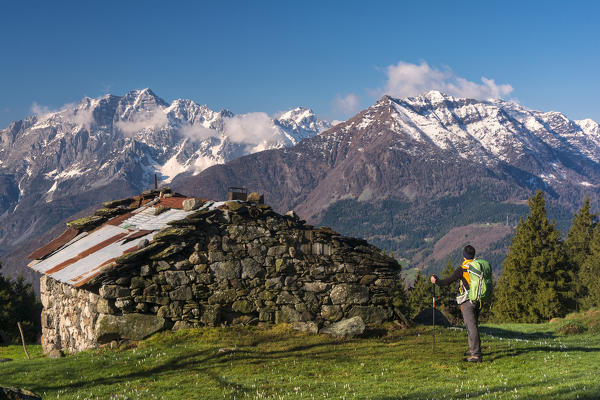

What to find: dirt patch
left=428, top=223, right=513, bottom=263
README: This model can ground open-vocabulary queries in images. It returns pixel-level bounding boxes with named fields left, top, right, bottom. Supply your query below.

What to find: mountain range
left=1, top=89, right=599, bottom=284
left=0, top=89, right=330, bottom=282
left=173, top=91, right=600, bottom=274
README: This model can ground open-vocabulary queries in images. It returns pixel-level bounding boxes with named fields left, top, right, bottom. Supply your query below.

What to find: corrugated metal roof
left=118, top=207, right=192, bottom=230
left=28, top=227, right=80, bottom=260
left=29, top=196, right=200, bottom=286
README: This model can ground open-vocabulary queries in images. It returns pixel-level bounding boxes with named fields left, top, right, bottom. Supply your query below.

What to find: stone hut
left=28, top=189, right=404, bottom=354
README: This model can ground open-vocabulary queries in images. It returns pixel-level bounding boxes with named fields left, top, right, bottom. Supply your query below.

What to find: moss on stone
left=225, top=201, right=243, bottom=211
left=153, top=227, right=195, bottom=242
left=66, top=215, right=106, bottom=231
left=150, top=244, right=184, bottom=260
left=94, top=208, right=126, bottom=218
left=102, top=198, right=134, bottom=208
left=153, top=205, right=167, bottom=216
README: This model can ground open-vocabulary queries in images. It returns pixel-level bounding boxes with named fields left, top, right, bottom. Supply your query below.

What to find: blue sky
left=1, top=0, right=598, bottom=127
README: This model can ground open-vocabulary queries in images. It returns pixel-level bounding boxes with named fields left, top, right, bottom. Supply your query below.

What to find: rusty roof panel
left=29, top=198, right=198, bottom=286
left=30, top=225, right=128, bottom=276
left=52, top=232, right=156, bottom=286
left=157, top=196, right=187, bottom=209
left=28, top=227, right=80, bottom=260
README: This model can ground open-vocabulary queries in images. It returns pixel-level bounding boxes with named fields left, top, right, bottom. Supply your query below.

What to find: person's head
left=463, top=245, right=475, bottom=260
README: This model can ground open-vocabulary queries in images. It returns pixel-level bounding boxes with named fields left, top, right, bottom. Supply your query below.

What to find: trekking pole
left=432, top=283, right=436, bottom=353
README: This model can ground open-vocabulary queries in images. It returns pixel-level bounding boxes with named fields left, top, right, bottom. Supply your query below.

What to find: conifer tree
left=492, top=191, right=573, bottom=322
left=408, top=270, right=432, bottom=318
left=565, top=197, right=597, bottom=309
left=579, top=225, right=600, bottom=308
left=0, top=261, right=42, bottom=342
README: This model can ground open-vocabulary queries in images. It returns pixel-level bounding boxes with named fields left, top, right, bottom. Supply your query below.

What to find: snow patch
left=159, top=152, right=188, bottom=183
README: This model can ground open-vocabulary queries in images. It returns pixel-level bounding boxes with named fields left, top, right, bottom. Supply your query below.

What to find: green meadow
left=1, top=313, right=599, bottom=400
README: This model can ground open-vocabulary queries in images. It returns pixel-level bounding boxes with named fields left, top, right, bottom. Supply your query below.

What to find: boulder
left=347, top=306, right=392, bottom=326
left=163, top=271, right=190, bottom=286
left=275, top=306, right=303, bottom=323
left=99, top=285, right=130, bottom=299
left=210, top=261, right=241, bottom=280
left=246, top=192, right=264, bottom=204
left=94, top=313, right=167, bottom=343
left=169, top=286, right=193, bottom=301
left=303, top=281, right=328, bottom=293
left=241, top=258, right=264, bottom=279
left=320, top=316, right=365, bottom=338
left=285, top=210, right=299, bottom=219
left=329, top=284, right=369, bottom=305
left=182, top=198, right=203, bottom=211
left=320, top=305, right=343, bottom=321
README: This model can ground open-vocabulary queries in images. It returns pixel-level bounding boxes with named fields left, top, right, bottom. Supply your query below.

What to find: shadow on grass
left=479, top=326, right=555, bottom=340
left=34, top=340, right=343, bottom=396
left=489, top=344, right=600, bottom=361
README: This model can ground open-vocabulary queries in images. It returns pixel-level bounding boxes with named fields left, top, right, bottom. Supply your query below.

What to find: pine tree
left=408, top=271, right=433, bottom=318
left=579, top=225, right=600, bottom=308
left=0, top=261, right=42, bottom=343
left=492, top=191, right=573, bottom=322
left=565, top=197, right=597, bottom=310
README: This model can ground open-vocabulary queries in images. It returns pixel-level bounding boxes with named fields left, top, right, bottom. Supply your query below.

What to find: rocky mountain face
left=0, top=89, right=330, bottom=281
left=174, top=91, right=600, bottom=272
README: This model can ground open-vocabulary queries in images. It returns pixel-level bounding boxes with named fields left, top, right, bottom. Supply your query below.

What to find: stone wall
left=41, top=201, right=404, bottom=353
left=40, top=275, right=101, bottom=353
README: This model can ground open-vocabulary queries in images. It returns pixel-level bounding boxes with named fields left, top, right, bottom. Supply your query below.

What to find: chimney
left=227, top=186, right=247, bottom=201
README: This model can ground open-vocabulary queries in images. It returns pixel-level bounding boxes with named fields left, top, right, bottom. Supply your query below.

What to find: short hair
left=463, top=245, right=476, bottom=259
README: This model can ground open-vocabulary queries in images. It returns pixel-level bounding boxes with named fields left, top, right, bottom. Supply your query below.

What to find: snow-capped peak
left=277, top=107, right=314, bottom=125
left=350, top=90, right=600, bottom=182
left=421, top=90, right=453, bottom=103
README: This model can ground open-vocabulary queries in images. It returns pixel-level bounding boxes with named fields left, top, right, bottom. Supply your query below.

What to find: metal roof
left=28, top=196, right=207, bottom=287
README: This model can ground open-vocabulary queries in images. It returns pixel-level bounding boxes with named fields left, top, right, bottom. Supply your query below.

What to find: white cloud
left=224, top=112, right=279, bottom=144
left=31, top=102, right=52, bottom=116
left=30, top=102, right=95, bottom=130
left=333, top=93, right=361, bottom=116
left=380, top=61, right=513, bottom=100
left=63, top=105, right=95, bottom=130
left=179, top=124, right=217, bottom=141
left=116, top=107, right=168, bottom=136
left=179, top=112, right=287, bottom=151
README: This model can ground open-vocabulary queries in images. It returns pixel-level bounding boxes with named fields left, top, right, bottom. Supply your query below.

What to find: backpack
left=467, top=259, right=492, bottom=303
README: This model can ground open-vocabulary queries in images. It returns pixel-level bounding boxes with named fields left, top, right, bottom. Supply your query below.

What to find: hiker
left=430, top=245, right=482, bottom=363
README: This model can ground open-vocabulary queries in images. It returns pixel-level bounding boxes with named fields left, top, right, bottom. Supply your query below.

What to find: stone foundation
left=40, top=276, right=100, bottom=353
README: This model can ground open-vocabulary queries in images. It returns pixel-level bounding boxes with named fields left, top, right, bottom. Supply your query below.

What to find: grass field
left=1, top=316, right=599, bottom=400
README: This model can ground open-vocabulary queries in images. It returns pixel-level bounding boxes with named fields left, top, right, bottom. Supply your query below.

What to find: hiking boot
left=462, top=355, right=482, bottom=363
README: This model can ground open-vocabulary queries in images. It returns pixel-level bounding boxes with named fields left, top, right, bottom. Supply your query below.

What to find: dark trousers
left=461, top=300, right=481, bottom=358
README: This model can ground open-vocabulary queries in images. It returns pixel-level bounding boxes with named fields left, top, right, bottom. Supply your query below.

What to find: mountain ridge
left=0, top=89, right=330, bottom=282
left=174, top=91, right=600, bottom=272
